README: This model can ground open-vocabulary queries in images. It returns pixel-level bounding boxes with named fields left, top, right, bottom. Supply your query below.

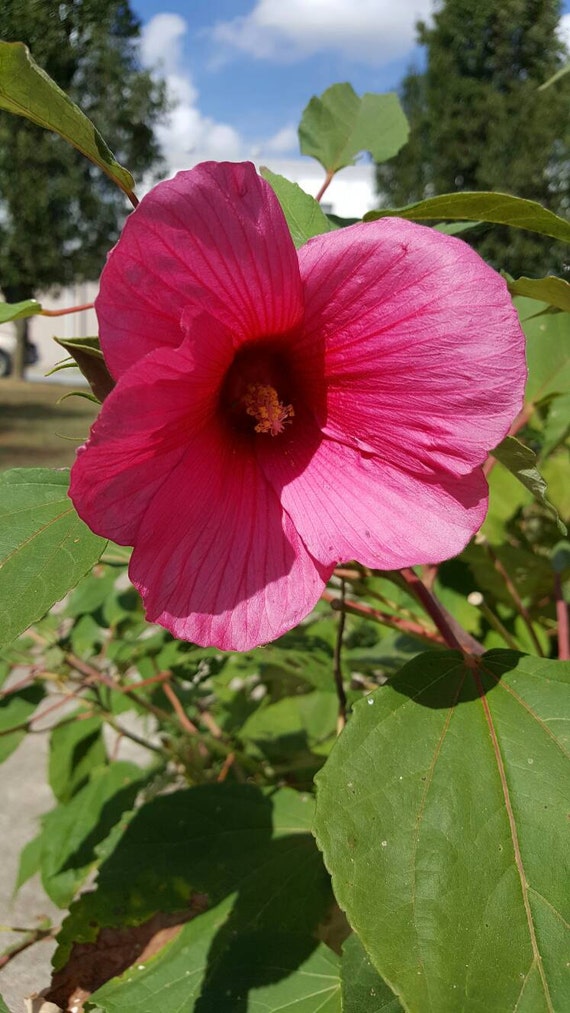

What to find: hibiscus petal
left=129, top=423, right=330, bottom=651
left=259, top=429, right=488, bottom=570
left=96, top=162, right=303, bottom=379
left=294, top=218, right=526, bottom=477
left=69, top=316, right=236, bottom=545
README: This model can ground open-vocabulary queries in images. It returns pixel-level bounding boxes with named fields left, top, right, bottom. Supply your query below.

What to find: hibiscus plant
left=0, top=46, right=569, bottom=1013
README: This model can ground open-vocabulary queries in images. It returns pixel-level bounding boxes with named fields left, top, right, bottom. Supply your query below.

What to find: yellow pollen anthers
left=243, top=383, right=294, bottom=436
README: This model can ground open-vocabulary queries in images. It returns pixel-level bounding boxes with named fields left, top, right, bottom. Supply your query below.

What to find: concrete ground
left=0, top=731, right=60, bottom=1013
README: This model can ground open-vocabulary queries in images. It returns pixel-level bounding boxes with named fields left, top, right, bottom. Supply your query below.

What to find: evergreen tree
left=376, top=0, right=570, bottom=277
left=0, top=0, right=167, bottom=375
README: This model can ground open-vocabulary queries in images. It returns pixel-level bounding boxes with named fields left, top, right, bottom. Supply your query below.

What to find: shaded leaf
left=87, top=899, right=340, bottom=1013
left=299, top=83, right=408, bottom=173
left=0, top=41, right=134, bottom=195
left=261, top=168, right=334, bottom=247
left=0, top=682, right=44, bottom=763
left=40, top=761, right=146, bottom=908
left=53, top=337, right=114, bottom=403
left=49, top=713, right=107, bottom=803
left=366, top=192, right=570, bottom=242
left=0, top=469, right=106, bottom=649
left=341, top=933, right=403, bottom=1012
left=314, top=650, right=569, bottom=1013
left=0, top=298, right=42, bottom=323
left=55, top=785, right=333, bottom=1008
left=491, top=436, right=566, bottom=533
left=507, top=275, right=570, bottom=312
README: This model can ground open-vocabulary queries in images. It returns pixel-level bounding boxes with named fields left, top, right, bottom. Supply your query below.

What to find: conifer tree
left=376, top=0, right=570, bottom=276
left=0, top=0, right=167, bottom=375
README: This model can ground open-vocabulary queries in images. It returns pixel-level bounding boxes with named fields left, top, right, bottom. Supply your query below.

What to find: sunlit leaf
left=522, top=308, right=570, bottom=404
left=366, top=192, right=570, bottom=242
left=507, top=275, right=570, bottom=312
left=0, top=298, right=42, bottom=323
left=0, top=469, right=106, bottom=649
left=315, top=650, right=569, bottom=1013
left=0, top=41, right=135, bottom=195
left=491, top=436, right=566, bottom=533
left=299, top=83, right=409, bottom=174
left=261, top=168, right=334, bottom=247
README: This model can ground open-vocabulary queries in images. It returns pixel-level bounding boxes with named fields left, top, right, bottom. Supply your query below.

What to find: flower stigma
left=242, top=383, right=294, bottom=436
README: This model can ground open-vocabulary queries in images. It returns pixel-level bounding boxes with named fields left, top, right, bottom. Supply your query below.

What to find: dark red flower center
left=221, top=344, right=295, bottom=438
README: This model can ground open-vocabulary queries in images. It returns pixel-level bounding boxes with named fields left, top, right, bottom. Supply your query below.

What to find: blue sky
left=130, top=1, right=570, bottom=214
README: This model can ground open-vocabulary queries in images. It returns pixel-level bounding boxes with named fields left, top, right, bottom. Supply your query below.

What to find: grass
left=0, top=378, right=98, bottom=471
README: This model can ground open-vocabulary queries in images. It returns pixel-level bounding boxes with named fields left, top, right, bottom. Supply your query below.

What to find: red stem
left=315, top=170, right=334, bottom=203
left=555, top=574, right=569, bottom=660
left=40, top=302, right=94, bottom=317
left=399, top=567, right=485, bottom=656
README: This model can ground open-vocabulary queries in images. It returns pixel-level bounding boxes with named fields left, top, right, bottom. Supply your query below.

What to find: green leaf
left=260, top=168, right=334, bottom=248
left=0, top=469, right=106, bottom=649
left=0, top=298, right=42, bottom=323
left=341, top=933, right=403, bottom=1012
left=49, top=713, right=107, bottom=803
left=522, top=309, right=570, bottom=404
left=299, top=84, right=409, bottom=174
left=53, top=336, right=114, bottom=403
left=0, top=41, right=135, bottom=195
left=314, top=651, right=570, bottom=1013
left=366, top=192, right=570, bottom=243
left=88, top=898, right=340, bottom=1013
left=0, top=682, right=44, bottom=763
left=491, top=436, right=567, bottom=533
left=0, top=994, right=10, bottom=1013
left=15, top=831, right=43, bottom=892
left=507, top=275, right=570, bottom=312
left=40, top=761, right=145, bottom=907
left=56, top=785, right=333, bottom=1005
left=542, top=393, right=570, bottom=458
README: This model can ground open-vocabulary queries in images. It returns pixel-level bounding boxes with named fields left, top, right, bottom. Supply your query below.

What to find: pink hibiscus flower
left=69, top=161, right=526, bottom=651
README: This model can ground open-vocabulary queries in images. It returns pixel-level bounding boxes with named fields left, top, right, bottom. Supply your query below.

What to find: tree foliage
left=0, top=0, right=166, bottom=306
left=376, top=0, right=570, bottom=276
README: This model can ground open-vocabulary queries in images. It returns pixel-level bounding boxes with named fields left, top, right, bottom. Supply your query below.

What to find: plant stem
left=477, top=539, right=544, bottom=656
left=322, top=590, right=446, bottom=645
left=399, top=568, right=485, bottom=656
left=554, top=574, right=569, bottom=660
left=333, top=579, right=348, bottom=731
left=40, top=302, right=94, bottom=316
left=315, top=170, right=334, bottom=203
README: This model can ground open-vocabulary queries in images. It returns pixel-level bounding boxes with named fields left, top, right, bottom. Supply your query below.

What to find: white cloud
left=138, top=14, right=374, bottom=217
left=558, top=13, right=570, bottom=51
left=212, top=0, right=432, bottom=64
left=140, top=14, right=243, bottom=168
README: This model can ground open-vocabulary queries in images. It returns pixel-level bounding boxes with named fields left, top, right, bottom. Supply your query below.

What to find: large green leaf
left=366, top=192, right=570, bottom=242
left=56, top=785, right=334, bottom=1008
left=88, top=900, right=340, bottom=1013
left=522, top=308, right=570, bottom=404
left=299, top=83, right=409, bottom=174
left=314, top=650, right=569, bottom=1013
left=0, top=41, right=135, bottom=195
left=261, top=168, right=334, bottom=247
left=0, top=298, right=42, bottom=323
left=341, top=933, right=403, bottom=1012
left=491, top=436, right=566, bottom=533
left=0, top=469, right=106, bottom=649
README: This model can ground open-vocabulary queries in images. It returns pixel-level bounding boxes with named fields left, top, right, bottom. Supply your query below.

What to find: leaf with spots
left=314, top=650, right=569, bottom=1013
